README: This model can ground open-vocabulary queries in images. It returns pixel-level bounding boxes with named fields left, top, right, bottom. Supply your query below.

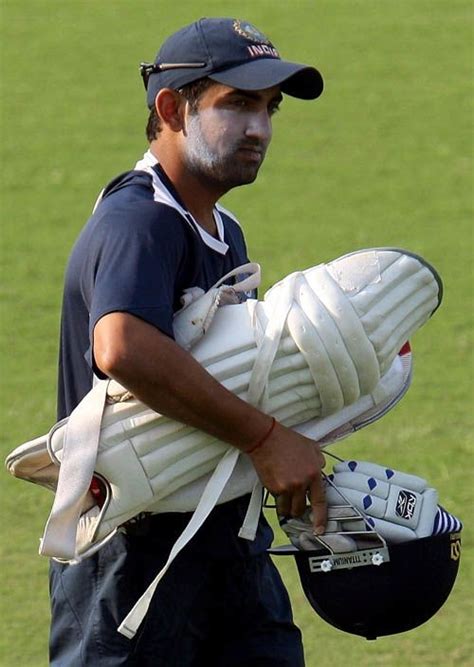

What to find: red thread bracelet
left=246, top=417, right=276, bottom=454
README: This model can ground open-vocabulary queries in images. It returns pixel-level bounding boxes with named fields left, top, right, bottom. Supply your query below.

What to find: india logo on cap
left=233, top=20, right=280, bottom=59
left=232, top=20, right=271, bottom=44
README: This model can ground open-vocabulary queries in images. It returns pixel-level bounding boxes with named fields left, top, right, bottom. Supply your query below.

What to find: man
left=51, top=18, right=326, bottom=666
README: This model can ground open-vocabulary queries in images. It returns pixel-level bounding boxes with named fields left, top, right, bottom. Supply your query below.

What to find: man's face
left=181, top=83, right=282, bottom=190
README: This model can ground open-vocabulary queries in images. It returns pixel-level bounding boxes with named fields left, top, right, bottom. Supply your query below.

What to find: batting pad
left=5, top=247, right=442, bottom=639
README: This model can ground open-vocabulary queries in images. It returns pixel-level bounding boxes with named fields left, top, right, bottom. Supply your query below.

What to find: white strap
left=211, top=262, right=261, bottom=294
left=238, top=479, right=264, bottom=540
left=40, top=381, right=109, bottom=558
left=247, top=273, right=299, bottom=407
left=116, top=256, right=263, bottom=638
left=118, top=447, right=240, bottom=639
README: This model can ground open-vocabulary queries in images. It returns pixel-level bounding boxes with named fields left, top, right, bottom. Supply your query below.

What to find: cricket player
left=51, top=18, right=326, bottom=666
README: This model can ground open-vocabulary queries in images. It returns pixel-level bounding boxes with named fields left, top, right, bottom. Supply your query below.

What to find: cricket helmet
left=268, top=457, right=462, bottom=639
left=270, top=531, right=461, bottom=639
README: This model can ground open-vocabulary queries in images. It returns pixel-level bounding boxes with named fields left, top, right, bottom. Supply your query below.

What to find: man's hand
left=248, top=423, right=327, bottom=534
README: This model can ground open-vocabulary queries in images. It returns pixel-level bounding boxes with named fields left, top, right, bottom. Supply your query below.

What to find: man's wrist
left=245, top=417, right=276, bottom=454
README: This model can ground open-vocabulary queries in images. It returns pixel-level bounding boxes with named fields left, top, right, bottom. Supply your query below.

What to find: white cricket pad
left=5, top=247, right=442, bottom=638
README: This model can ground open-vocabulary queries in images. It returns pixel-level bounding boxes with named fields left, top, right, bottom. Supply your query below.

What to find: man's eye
left=269, top=104, right=280, bottom=116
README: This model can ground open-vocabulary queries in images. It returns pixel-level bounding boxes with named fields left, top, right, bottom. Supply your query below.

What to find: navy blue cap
left=142, top=18, right=324, bottom=108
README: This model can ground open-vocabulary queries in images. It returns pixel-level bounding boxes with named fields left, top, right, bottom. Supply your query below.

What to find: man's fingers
left=276, top=482, right=324, bottom=522
left=309, top=475, right=327, bottom=535
left=271, top=439, right=327, bottom=522
left=276, top=493, right=291, bottom=517
left=276, top=491, right=306, bottom=519
left=290, top=489, right=307, bottom=517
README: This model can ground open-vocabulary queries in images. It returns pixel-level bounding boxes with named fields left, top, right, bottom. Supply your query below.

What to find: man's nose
left=245, top=111, right=272, bottom=144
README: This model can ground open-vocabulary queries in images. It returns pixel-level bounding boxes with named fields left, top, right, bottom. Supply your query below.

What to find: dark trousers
left=49, top=528, right=305, bottom=666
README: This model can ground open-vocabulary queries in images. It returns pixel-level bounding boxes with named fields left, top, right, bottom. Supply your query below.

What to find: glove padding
left=280, top=460, right=462, bottom=549
left=280, top=505, right=371, bottom=553
left=325, top=460, right=440, bottom=543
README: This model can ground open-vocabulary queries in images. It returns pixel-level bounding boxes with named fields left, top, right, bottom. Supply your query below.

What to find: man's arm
left=94, top=311, right=327, bottom=531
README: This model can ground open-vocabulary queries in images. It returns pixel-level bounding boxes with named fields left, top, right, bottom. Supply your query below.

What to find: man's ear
left=154, top=89, right=186, bottom=132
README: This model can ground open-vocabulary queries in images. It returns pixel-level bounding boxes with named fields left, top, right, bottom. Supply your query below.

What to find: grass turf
left=1, top=1, right=472, bottom=665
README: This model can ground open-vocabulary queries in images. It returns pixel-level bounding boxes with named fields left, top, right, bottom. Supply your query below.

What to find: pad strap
left=40, top=380, right=109, bottom=558
left=118, top=447, right=241, bottom=639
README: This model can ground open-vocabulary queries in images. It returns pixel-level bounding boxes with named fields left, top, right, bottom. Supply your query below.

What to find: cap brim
left=209, top=59, right=323, bottom=100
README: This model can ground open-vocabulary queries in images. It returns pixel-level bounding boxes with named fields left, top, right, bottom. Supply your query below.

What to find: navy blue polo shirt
left=57, top=152, right=273, bottom=558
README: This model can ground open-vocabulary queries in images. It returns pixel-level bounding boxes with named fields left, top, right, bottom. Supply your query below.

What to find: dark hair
left=146, top=77, right=215, bottom=142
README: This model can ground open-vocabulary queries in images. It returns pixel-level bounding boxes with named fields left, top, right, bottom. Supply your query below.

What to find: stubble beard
left=183, top=113, right=263, bottom=190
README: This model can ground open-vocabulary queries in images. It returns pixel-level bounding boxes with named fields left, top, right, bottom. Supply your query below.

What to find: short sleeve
left=88, top=201, right=190, bottom=340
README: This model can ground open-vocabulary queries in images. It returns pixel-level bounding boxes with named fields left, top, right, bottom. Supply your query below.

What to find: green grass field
left=1, top=1, right=472, bottom=665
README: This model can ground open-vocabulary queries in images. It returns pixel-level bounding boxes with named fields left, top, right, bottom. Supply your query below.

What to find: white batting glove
left=325, top=460, right=462, bottom=543
left=279, top=460, right=462, bottom=550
